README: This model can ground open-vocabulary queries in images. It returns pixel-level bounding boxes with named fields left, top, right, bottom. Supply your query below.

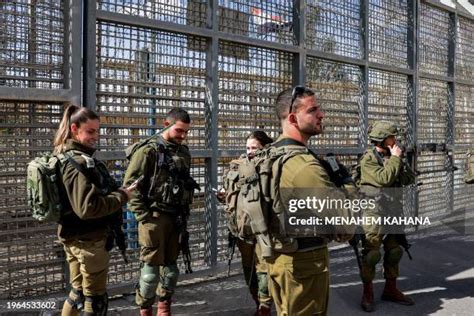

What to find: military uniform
left=359, top=149, right=416, bottom=282
left=124, top=135, right=195, bottom=311
left=358, top=121, right=416, bottom=312
left=266, top=136, right=355, bottom=316
left=59, top=139, right=128, bottom=315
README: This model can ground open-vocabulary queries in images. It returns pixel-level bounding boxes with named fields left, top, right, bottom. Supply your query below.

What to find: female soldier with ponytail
left=54, top=105, right=137, bottom=315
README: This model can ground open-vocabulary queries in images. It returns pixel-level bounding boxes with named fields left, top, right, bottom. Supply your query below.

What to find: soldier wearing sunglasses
left=265, top=87, right=355, bottom=315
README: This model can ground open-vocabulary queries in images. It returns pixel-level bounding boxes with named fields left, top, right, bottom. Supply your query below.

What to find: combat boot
left=157, top=300, right=171, bottom=316
left=361, top=281, right=375, bottom=312
left=258, top=303, right=271, bottom=316
left=139, top=306, right=153, bottom=316
left=381, top=277, right=414, bottom=305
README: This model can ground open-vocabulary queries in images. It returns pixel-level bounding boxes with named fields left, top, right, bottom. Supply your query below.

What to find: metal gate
left=0, top=0, right=473, bottom=299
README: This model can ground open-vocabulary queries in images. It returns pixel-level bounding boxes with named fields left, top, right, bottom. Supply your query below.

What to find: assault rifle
left=393, top=234, right=413, bottom=260
left=349, top=227, right=366, bottom=273
left=177, top=210, right=193, bottom=273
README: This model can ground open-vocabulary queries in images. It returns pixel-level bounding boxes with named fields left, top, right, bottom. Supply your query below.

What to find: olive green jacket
left=58, top=140, right=127, bottom=242
left=278, top=136, right=356, bottom=244
left=360, top=148, right=416, bottom=188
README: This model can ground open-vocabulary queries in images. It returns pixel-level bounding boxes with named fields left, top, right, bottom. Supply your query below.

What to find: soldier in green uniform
left=54, top=105, right=136, bottom=316
left=266, top=87, right=355, bottom=316
left=220, top=131, right=274, bottom=316
left=359, top=121, right=416, bottom=312
left=123, top=108, right=196, bottom=316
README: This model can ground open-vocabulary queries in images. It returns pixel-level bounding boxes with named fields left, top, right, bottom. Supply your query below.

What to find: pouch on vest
left=161, top=176, right=195, bottom=206
left=223, top=160, right=242, bottom=237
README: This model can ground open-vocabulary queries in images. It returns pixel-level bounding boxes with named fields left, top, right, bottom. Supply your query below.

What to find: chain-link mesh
left=455, top=84, right=474, bottom=146
left=306, top=0, right=361, bottom=58
left=418, top=79, right=448, bottom=144
left=419, top=3, right=450, bottom=76
left=217, top=41, right=291, bottom=149
left=98, top=0, right=206, bottom=26
left=307, top=58, right=362, bottom=149
left=0, top=101, right=65, bottom=298
left=96, top=22, right=207, bottom=151
left=0, top=0, right=65, bottom=88
left=368, top=69, right=409, bottom=147
left=456, top=17, right=474, bottom=80
left=218, top=0, right=294, bottom=45
left=369, top=0, right=408, bottom=68
left=417, top=152, right=450, bottom=219
left=453, top=150, right=474, bottom=214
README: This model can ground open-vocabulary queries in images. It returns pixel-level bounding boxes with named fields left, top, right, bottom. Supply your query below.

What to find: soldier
left=54, top=105, right=136, bottom=316
left=220, top=131, right=274, bottom=316
left=124, top=108, right=197, bottom=316
left=266, top=87, right=355, bottom=315
left=359, top=121, right=416, bottom=312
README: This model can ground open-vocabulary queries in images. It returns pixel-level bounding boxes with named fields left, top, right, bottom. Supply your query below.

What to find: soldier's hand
left=216, top=191, right=226, bottom=203
left=389, top=144, right=402, bottom=157
left=120, top=182, right=138, bottom=201
left=212, top=188, right=226, bottom=203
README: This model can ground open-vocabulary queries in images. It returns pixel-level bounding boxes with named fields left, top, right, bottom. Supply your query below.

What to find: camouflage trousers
left=63, top=238, right=109, bottom=296
left=266, top=247, right=329, bottom=316
left=237, top=239, right=271, bottom=306
left=136, top=212, right=180, bottom=307
left=361, top=213, right=404, bottom=282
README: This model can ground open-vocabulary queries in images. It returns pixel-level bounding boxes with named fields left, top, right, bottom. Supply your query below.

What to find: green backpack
left=225, top=138, right=355, bottom=257
left=27, top=153, right=68, bottom=222
left=223, top=141, right=310, bottom=258
left=223, top=155, right=245, bottom=238
left=464, top=149, right=474, bottom=184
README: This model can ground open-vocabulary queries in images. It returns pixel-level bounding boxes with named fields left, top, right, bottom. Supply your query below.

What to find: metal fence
left=0, top=0, right=473, bottom=299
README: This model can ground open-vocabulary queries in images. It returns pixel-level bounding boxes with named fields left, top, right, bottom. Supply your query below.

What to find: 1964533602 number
left=6, top=300, right=58, bottom=310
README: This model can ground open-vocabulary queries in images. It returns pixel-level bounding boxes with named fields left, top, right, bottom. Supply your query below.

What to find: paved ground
left=107, top=220, right=474, bottom=316
left=2, top=217, right=473, bottom=315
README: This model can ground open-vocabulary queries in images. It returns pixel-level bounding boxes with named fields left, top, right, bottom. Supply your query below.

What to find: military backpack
left=27, top=150, right=118, bottom=223
left=223, top=138, right=354, bottom=257
left=27, top=153, right=69, bottom=222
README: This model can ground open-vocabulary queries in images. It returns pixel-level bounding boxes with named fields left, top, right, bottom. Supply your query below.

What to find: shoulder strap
left=274, top=138, right=306, bottom=148
left=63, top=151, right=99, bottom=186
left=154, top=137, right=168, bottom=168
left=274, top=138, right=354, bottom=186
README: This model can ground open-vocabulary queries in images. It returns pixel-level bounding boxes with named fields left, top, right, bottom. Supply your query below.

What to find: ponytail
left=53, top=104, right=99, bottom=154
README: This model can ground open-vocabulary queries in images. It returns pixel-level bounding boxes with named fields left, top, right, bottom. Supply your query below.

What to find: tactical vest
left=143, top=138, right=198, bottom=212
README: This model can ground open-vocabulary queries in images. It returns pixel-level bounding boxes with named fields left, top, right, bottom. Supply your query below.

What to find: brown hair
left=275, top=87, right=315, bottom=120
left=247, top=131, right=273, bottom=147
left=53, top=104, right=99, bottom=154
left=166, top=108, right=191, bottom=124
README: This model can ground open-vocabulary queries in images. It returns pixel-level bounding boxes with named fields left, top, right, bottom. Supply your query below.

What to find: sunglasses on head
left=289, top=86, right=313, bottom=114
